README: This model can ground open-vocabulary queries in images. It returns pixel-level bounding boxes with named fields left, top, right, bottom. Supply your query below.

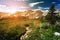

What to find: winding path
left=17, top=27, right=32, bottom=40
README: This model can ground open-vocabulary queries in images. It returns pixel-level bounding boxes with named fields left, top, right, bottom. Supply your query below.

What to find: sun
left=8, top=10, right=17, bottom=14
left=7, top=9, right=17, bottom=14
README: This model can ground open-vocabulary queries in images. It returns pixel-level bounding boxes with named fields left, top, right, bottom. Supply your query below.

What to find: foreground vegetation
left=0, top=19, right=60, bottom=40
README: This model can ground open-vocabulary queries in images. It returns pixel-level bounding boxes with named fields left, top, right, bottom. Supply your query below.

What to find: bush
left=53, top=24, right=60, bottom=32
left=0, top=25, right=26, bottom=40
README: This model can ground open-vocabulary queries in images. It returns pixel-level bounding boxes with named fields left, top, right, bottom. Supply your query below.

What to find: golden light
left=0, top=0, right=29, bottom=14
left=0, top=7, right=17, bottom=14
left=7, top=9, right=17, bottom=14
left=13, top=15, right=17, bottom=17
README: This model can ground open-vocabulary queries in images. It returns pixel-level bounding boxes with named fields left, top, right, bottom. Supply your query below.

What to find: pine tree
left=45, top=3, right=57, bottom=25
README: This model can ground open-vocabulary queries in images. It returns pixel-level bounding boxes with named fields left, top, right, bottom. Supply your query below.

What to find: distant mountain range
left=0, top=10, right=43, bottom=19
left=0, top=9, right=60, bottom=19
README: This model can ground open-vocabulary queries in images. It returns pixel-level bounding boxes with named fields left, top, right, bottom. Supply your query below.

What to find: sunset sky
left=0, top=0, right=60, bottom=13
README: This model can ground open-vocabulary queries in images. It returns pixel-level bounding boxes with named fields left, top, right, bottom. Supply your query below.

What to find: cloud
left=43, top=7, right=49, bottom=9
left=52, top=2, right=56, bottom=3
left=38, top=7, right=49, bottom=12
left=0, top=4, right=29, bottom=12
left=57, top=4, right=60, bottom=5
left=0, top=4, right=6, bottom=7
left=25, top=0, right=29, bottom=1
left=0, top=4, right=9, bottom=12
left=14, top=0, right=25, bottom=1
left=38, top=7, right=49, bottom=10
left=38, top=7, right=43, bottom=9
left=29, top=1, right=44, bottom=7
left=0, top=4, right=9, bottom=10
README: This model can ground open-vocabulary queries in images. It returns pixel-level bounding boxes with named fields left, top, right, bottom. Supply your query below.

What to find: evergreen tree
left=45, top=3, right=57, bottom=25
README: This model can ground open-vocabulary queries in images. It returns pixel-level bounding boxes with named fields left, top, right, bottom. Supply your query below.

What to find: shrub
left=0, top=25, right=26, bottom=40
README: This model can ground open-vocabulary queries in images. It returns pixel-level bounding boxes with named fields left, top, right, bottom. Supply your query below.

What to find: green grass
left=0, top=19, right=60, bottom=40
